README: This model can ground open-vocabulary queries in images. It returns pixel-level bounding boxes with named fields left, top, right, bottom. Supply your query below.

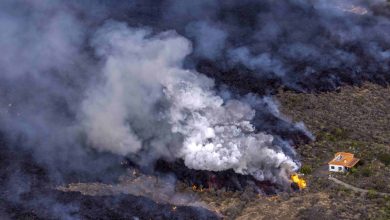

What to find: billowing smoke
left=0, top=0, right=389, bottom=218
left=82, top=21, right=299, bottom=183
left=110, top=0, right=389, bottom=91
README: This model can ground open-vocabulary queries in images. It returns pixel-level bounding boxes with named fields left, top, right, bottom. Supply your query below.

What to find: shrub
left=321, top=132, right=337, bottom=142
left=349, top=141, right=363, bottom=150
left=378, top=153, right=390, bottom=166
left=361, top=166, right=372, bottom=177
left=373, top=178, right=387, bottom=191
left=332, top=128, right=349, bottom=139
left=367, top=189, right=378, bottom=199
left=350, top=167, right=357, bottom=173
left=300, top=165, right=313, bottom=175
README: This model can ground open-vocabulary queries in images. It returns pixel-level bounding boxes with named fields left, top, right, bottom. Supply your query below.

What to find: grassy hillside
left=278, top=83, right=390, bottom=194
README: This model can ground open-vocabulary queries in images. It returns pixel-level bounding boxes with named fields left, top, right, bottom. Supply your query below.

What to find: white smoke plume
left=82, top=21, right=299, bottom=183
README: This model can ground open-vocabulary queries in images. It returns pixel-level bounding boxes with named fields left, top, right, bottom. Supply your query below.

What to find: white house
left=328, top=152, right=359, bottom=172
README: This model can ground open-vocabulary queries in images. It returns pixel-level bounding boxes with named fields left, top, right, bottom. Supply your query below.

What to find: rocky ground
left=54, top=82, right=390, bottom=219
left=278, top=83, right=390, bottom=195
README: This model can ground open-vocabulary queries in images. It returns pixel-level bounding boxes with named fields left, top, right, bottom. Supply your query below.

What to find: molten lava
left=290, top=173, right=307, bottom=190
left=192, top=184, right=206, bottom=192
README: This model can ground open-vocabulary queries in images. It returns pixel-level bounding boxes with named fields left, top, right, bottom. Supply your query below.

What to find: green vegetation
left=315, top=128, right=349, bottom=143
left=332, top=128, right=349, bottom=140
left=367, top=189, right=378, bottom=199
left=276, top=83, right=390, bottom=219
left=299, top=165, right=312, bottom=175
left=360, top=166, right=372, bottom=177
left=378, top=153, right=390, bottom=166
left=349, top=167, right=358, bottom=174
left=379, top=196, right=390, bottom=220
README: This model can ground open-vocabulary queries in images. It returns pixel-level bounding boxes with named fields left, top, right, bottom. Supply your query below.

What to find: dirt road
left=328, top=176, right=390, bottom=196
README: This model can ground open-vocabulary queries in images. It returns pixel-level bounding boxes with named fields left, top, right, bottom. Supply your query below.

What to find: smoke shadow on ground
left=0, top=136, right=219, bottom=219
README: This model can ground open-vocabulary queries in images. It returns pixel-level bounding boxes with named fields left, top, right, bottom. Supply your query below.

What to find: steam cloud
left=0, top=0, right=389, bottom=218
left=82, top=22, right=299, bottom=183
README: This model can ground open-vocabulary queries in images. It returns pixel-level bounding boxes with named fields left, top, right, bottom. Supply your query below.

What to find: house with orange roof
left=328, top=152, right=360, bottom=172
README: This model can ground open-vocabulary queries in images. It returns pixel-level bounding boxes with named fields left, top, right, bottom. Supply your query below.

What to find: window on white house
left=331, top=166, right=335, bottom=169
left=338, top=167, right=342, bottom=171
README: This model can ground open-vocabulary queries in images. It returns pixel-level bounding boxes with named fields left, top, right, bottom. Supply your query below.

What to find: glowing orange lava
left=192, top=184, right=206, bottom=192
left=291, top=173, right=307, bottom=190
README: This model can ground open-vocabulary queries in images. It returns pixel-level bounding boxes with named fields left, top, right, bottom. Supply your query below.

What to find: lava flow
left=290, top=173, right=307, bottom=190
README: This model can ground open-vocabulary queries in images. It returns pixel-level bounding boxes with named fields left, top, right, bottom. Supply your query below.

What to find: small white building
left=328, top=152, right=359, bottom=172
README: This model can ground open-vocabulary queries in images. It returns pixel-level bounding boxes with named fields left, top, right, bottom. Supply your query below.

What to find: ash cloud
left=114, top=0, right=390, bottom=91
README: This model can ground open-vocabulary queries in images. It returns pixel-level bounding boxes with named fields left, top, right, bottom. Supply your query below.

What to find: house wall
left=329, top=165, right=345, bottom=172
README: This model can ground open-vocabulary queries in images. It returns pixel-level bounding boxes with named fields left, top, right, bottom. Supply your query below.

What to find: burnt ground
left=0, top=145, right=220, bottom=220
left=2, top=190, right=219, bottom=220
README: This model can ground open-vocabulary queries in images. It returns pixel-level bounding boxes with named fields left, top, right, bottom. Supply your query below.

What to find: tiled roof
left=328, top=152, right=360, bottom=168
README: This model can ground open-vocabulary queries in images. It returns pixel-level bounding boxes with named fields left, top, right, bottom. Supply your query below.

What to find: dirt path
left=328, top=176, right=390, bottom=196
